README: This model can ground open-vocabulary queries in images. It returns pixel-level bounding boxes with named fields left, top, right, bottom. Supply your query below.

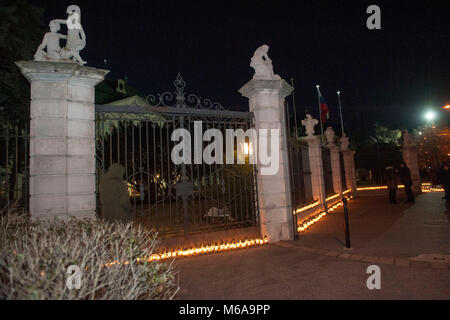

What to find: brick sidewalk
left=175, top=191, right=450, bottom=299
left=297, top=191, right=450, bottom=259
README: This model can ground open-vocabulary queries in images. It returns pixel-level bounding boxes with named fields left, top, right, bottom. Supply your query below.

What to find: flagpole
left=337, top=91, right=344, bottom=137
left=316, top=85, right=325, bottom=144
left=290, top=78, right=299, bottom=138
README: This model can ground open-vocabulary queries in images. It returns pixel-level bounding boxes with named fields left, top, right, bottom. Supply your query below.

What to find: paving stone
left=362, top=256, right=378, bottom=263
left=338, top=253, right=351, bottom=259
left=326, top=251, right=341, bottom=257
left=378, top=257, right=394, bottom=265
left=431, top=262, right=449, bottom=269
left=409, top=260, right=431, bottom=268
left=394, top=258, right=410, bottom=267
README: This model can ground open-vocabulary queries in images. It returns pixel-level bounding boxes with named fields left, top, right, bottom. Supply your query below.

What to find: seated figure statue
left=34, top=20, right=67, bottom=62
left=55, top=5, right=87, bottom=65
left=250, top=44, right=281, bottom=80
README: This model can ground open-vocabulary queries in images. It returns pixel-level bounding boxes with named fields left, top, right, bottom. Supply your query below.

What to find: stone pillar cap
left=16, top=60, right=109, bottom=85
left=239, top=78, right=293, bottom=98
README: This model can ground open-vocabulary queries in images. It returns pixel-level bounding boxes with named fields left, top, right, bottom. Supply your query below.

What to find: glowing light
left=325, top=193, right=340, bottom=202
left=425, top=110, right=436, bottom=121
left=443, top=105, right=450, bottom=110
left=104, top=237, right=269, bottom=267
left=294, top=200, right=320, bottom=215
left=357, top=184, right=443, bottom=193
left=297, top=197, right=353, bottom=232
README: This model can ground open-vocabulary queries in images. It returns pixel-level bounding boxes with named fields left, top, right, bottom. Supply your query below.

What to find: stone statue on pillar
left=34, top=5, right=87, bottom=65
left=250, top=45, right=281, bottom=80
left=301, top=114, right=318, bottom=138
left=325, top=127, right=335, bottom=146
left=403, top=129, right=415, bottom=147
left=401, top=129, right=421, bottom=193
left=340, top=133, right=350, bottom=151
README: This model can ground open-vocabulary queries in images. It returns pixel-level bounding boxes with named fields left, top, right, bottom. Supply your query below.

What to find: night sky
left=29, top=0, right=449, bottom=131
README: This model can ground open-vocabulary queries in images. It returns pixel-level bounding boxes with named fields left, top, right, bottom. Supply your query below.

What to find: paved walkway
left=175, top=192, right=450, bottom=299
left=298, top=191, right=450, bottom=258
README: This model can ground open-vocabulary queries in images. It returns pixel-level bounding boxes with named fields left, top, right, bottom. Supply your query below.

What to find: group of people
left=383, top=162, right=415, bottom=204
left=384, top=161, right=450, bottom=204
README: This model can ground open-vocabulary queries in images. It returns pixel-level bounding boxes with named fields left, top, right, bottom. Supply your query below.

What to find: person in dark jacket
left=100, top=163, right=133, bottom=223
left=439, top=163, right=450, bottom=200
left=399, top=162, right=415, bottom=203
left=384, top=166, right=399, bottom=204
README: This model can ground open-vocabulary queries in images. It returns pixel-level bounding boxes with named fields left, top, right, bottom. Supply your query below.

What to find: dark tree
left=0, top=0, right=44, bottom=124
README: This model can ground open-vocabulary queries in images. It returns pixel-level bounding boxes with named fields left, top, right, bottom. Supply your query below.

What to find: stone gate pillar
left=325, top=127, right=343, bottom=195
left=305, top=136, right=327, bottom=204
left=340, top=134, right=357, bottom=196
left=402, top=129, right=421, bottom=193
left=301, top=115, right=326, bottom=205
left=239, top=79, right=294, bottom=243
left=402, top=147, right=421, bottom=193
left=16, top=61, right=108, bottom=220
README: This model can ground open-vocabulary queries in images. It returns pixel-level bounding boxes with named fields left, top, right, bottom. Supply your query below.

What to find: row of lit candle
left=104, top=237, right=269, bottom=267
left=293, top=190, right=352, bottom=216
left=293, top=200, right=320, bottom=215
left=297, top=196, right=353, bottom=232
left=356, top=185, right=405, bottom=191
left=357, top=184, right=444, bottom=193
left=422, top=187, right=445, bottom=192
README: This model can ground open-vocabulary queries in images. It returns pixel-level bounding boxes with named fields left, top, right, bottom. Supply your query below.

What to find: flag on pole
left=318, top=89, right=330, bottom=124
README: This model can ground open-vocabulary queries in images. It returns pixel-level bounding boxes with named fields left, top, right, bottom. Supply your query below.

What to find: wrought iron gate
left=95, top=74, right=259, bottom=238
left=0, top=122, right=29, bottom=212
left=287, top=138, right=314, bottom=211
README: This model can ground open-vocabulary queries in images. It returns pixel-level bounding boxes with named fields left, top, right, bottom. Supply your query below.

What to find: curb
left=278, top=241, right=450, bottom=270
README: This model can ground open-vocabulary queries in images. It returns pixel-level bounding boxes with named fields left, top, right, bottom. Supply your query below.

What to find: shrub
left=0, top=214, right=179, bottom=300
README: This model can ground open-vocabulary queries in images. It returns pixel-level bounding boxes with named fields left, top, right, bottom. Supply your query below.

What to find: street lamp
left=424, top=110, right=436, bottom=121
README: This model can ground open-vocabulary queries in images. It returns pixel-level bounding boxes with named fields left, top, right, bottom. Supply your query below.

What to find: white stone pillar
left=328, top=144, right=342, bottom=195
left=16, top=61, right=108, bottom=220
left=239, top=79, right=294, bottom=243
left=305, top=136, right=326, bottom=204
left=325, top=127, right=342, bottom=195
left=342, top=150, right=357, bottom=194
left=402, top=146, right=421, bottom=193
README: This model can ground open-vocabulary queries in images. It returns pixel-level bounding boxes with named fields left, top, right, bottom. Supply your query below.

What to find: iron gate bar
left=96, top=104, right=254, bottom=119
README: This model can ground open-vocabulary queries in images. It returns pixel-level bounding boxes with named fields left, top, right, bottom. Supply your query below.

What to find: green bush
left=0, top=214, right=179, bottom=300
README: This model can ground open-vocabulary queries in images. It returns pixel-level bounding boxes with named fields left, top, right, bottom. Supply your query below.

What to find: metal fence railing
left=288, top=138, right=314, bottom=210
left=0, top=122, right=29, bottom=213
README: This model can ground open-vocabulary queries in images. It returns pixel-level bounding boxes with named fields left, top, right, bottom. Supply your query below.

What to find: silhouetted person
left=384, top=166, right=399, bottom=204
left=439, top=163, right=450, bottom=200
left=100, top=163, right=133, bottom=223
left=399, top=162, right=415, bottom=203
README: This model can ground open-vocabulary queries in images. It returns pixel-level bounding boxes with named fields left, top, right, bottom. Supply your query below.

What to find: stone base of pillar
left=16, top=61, right=109, bottom=220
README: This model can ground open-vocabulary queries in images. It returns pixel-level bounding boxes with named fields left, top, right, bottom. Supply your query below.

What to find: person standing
left=384, top=166, right=399, bottom=204
left=100, top=163, right=133, bottom=223
left=439, top=163, right=450, bottom=201
left=399, top=162, right=415, bottom=203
